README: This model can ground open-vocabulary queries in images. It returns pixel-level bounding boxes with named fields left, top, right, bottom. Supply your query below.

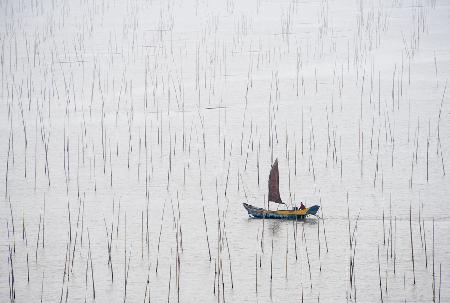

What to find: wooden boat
left=243, top=203, right=320, bottom=220
left=243, top=159, right=320, bottom=220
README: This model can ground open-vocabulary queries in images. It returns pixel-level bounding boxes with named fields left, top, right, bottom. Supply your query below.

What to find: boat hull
left=243, top=203, right=320, bottom=220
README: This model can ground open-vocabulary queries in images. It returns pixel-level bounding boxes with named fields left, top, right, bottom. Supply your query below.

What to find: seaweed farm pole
left=255, top=252, right=258, bottom=294
left=213, top=261, right=216, bottom=295
left=261, top=198, right=265, bottom=253
left=124, top=213, right=127, bottom=303
left=317, top=215, right=321, bottom=272
left=409, top=203, right=415, bottom=284
left=270, top=236, right=273, bottom=298
left=382, top=209, right=385, bottom=246
left=302, top=223, right=313, bottom=289
left=88, top=230, right=95, bottom=299
left=394, top=216, right=397, bottom=275
left=224, top=230, right=234, bottom=289
left=378, top=244, right=383, bottom=303
left=168, top=264, right=172, bottom=303
left=8, top=243, right=15, bottom=302
left=419, top=200, right=424, bottom=249
left=146, top=197, right=149, bottom=261
left=301, top=106, right=304, bottom=155
left=61, top=242, right=69, bottom=302
left=43, top=196, right=45, bottom=248
left=8, top=198, right=16, bottom=253
left=36, top=214, right=41, bottom=262
left=320, top=201, right=329, bottom=253
left=432, top=217, right=435, bottom=302
left=438, top=263, right=441, bottom=303
left=198, top=148, right=211, bottom=261
left=27, top=250, right=30, bottom=283
left=285, top=227, right=288, bottom=278
left=202, top=198, right=211, bottom=261
left=293, top=220, right=298, bottom=260
left=156, top=201, right=166, bottom=273
left=40, top=271, right=44, bottom=303
left=104, top=218, right=114, bottom=282
left=427, top=119, right=430, bottom=182
left=389, top=197, right=393, bottom=259
left=143, top=268, right=150, bottom=303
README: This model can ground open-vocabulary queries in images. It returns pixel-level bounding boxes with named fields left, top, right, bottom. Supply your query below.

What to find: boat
left=243, top=159, right=320, bottom=220
left=243, top=203, right=320, bottom=220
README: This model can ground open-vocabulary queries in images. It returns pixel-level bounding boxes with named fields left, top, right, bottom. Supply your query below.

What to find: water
left=1, top=0, right=449, bottom=301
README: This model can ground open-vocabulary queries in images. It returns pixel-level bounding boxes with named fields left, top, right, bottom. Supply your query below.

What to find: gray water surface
left=1, top=0, right=449, bottom=302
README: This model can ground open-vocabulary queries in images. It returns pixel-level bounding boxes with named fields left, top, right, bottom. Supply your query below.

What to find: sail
left=268, top=159, right=283, bottom=204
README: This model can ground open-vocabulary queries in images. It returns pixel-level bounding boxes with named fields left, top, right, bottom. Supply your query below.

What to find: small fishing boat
left=243, top=159, right=320, bottom=220
left=243, top=203, right=320, bottom=220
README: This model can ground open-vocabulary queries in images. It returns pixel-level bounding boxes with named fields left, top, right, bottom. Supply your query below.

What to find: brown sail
left=268, top=159, right=283, bottom=204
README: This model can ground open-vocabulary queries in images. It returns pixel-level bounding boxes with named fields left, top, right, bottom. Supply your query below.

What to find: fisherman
left=300, top=202, right=306, bottom=210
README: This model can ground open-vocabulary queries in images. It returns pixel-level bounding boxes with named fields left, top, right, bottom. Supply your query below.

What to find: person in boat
left=300, top=201, right=306, bottom=210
